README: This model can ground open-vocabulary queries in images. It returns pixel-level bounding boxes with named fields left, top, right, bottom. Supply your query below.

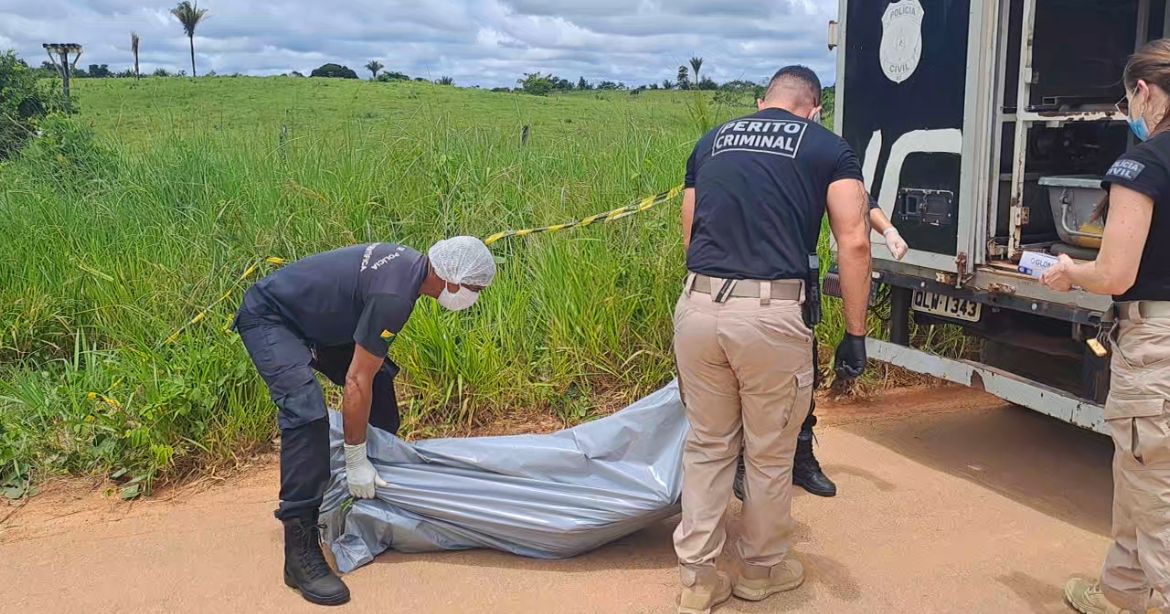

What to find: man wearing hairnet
left=233, top=236, right=496, bottom=606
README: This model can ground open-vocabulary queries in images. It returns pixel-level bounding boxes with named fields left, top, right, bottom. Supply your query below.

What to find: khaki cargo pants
left=672, top=279, right=815, bottom=585
left=1100, top=313, right=1170, bottom=613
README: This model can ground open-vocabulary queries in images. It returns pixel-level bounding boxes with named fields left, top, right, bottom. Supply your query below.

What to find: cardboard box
left=1019, top=251, right=1059, bottom=279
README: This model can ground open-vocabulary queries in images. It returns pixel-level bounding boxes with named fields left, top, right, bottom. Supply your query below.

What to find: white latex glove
left=344, top=442, right=387, bottom=499
left=884, top=227, right=909, bottom=261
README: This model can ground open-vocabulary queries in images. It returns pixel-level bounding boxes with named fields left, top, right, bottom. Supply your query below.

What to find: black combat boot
left=793, top=432, right=836, bottom=497
left=282, top=515, right=351, bottom=606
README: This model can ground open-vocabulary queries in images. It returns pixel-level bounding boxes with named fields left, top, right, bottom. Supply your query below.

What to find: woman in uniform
left=1042, top=39, right=1170, bottom=614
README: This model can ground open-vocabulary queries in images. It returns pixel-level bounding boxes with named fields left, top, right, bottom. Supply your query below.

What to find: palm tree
left=170, top=1, right=208, bottom=77
left=689, top=57, right=703, bottom=84
left=131, top=32, right=140, bottom=80
left=365, top=60, right=384, bottom=80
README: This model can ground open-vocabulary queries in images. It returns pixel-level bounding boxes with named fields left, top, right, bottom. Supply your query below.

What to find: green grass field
left=0, top=76, right=913, bottom=498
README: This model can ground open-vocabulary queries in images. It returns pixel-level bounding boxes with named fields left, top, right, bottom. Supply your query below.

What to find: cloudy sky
left=0, top=1, right=838, bottom=87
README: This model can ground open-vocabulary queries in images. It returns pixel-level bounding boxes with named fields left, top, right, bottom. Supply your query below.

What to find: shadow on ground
left=997, top=570, right=1071, bottom=614
left=830, top=397, right=1114, bottom=536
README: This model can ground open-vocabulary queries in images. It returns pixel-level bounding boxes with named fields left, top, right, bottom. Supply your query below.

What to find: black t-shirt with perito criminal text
left=1102, top=132, right=1170, bottom=302
left=684, top=107, right=863, bottom=281
left=243, top=243, right=428, bottom=355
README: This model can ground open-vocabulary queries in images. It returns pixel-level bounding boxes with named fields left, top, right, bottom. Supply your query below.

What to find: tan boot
left=733, top=558, right=805, bottom=602
left=1063, top=578, right=1139, bottom=614
left=678, top=569, right=733, bottom=614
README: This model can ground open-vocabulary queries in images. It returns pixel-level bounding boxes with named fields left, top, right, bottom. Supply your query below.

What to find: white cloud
left=0, top=0, right=839, bottom=86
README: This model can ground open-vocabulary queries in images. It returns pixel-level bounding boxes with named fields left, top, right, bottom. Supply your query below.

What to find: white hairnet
left=428, top=236, right=497, bottom=287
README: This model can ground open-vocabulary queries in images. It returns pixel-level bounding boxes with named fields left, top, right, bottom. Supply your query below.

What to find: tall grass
left=0, top=79, right=710, bottom=493
left=0, top=78, right=959, bottom=496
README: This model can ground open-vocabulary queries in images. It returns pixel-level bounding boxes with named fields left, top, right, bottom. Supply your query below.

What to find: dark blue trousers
left=235, top=305, right=399, bottom=520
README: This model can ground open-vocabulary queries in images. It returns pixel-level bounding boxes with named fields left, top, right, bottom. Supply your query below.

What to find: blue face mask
left=1129, top=116, right=1150, bottom=141
left=1128, top=89, right=1151, bottom=141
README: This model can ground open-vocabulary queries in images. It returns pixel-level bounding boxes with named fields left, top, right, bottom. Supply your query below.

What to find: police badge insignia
left=880, top=0, right=925, bottom=85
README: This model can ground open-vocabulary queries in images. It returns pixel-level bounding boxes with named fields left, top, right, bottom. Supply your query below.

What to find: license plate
left=912, top=291, right=983, bottom=323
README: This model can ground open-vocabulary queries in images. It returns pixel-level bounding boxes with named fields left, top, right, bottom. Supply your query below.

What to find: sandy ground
left=0, top=385, right=1116, bottom=614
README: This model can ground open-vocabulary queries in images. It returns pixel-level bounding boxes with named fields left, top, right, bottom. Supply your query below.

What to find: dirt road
left=1, top=386, right=1116, bottom=614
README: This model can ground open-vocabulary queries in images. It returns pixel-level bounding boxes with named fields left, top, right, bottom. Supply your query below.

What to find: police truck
left=826, top=0, right=1163, bottom=433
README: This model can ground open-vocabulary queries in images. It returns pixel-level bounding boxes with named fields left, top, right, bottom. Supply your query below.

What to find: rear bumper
left=867, top=339, right=1106, bottom=434
left=825, top=259, right=1111, bottom=326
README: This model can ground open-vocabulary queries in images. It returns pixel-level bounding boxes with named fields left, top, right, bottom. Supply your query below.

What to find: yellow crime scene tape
left=163, top=256, right=287, bottom=345
left=484, top=185, right=684, bottom=246
left=162, top=185, right=685, bottom=344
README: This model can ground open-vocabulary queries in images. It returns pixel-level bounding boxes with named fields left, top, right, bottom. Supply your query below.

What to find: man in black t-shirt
left=672, top=66, right=872, bottom=613
left=731, top=194, right=908, bottom=501
left=235, top=236, right=495, bottom=606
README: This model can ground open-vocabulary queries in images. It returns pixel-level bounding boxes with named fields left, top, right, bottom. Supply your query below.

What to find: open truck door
left=836, top=0, right=990, bottom=276
left=830, top=0, right=1167, bottom=433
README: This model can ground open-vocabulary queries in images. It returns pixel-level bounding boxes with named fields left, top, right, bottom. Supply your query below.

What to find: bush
left=19, top=115, right=117, bottom=192
left=86, top=64, right=113, bottom=78
left=0, top=51, right=62, bottom=160
left=518, top=72, right=554, bottom=96
left=821, top=86, right=836, bottom=131
left=695, top=77, right=719, bottom=91
left=34, top=61, right=57, bottom=79
left=310, top=63, right=359, bottom=79
left=376, top=71, right=410, bottom=82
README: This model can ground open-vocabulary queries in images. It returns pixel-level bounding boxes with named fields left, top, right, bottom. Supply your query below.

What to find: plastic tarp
left=319, top=382, right=687, bottom=573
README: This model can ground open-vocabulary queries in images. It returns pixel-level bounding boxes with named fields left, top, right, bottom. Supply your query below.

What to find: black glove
left=833, top=333, right=867, bottom=381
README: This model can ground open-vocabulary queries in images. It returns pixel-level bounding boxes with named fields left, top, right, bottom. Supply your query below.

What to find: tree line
left=29, top=62, right=199, bottom=79
left=508, top=58, right=760, bottom=97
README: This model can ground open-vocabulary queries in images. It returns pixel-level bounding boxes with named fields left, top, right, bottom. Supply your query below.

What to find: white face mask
left=438, top=286, right=480, bottom=311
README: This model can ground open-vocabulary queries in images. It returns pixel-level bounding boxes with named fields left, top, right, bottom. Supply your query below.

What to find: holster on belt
left=803, top=253, right=822, bottom=328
